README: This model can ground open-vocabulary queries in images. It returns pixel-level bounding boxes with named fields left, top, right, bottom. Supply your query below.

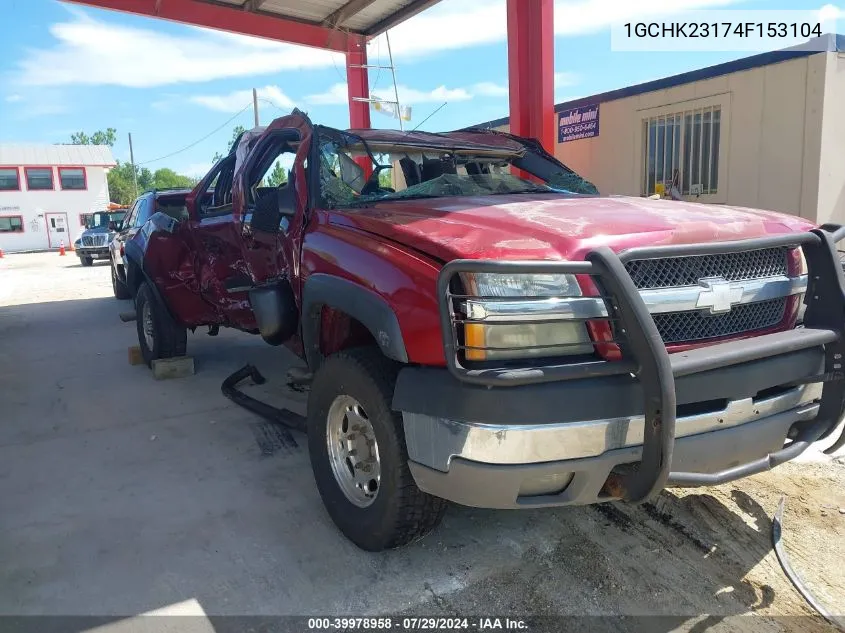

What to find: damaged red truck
left=125, top=111, right=845, bottom=551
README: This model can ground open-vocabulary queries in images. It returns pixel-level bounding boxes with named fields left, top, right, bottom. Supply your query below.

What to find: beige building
left=479, top=34, right=845, bottom=225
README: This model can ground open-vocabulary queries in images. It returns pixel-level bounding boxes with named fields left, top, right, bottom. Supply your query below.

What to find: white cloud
left=394, top=85, right=473, bottom=104
left=22, top=0, right=744, bottom=91
left=554, top=72, right=579, bottom=88
left=5, top=94, right=22, bottom=102
left=818, top=3, right=842, bottom=20
left=367, top=0, right=741, bottom=59
left=18, top=0, right=743, bottom=90
left=191, top=85, right=295, bottom=113
left=552, top=0, right=739, bottom=36
left=306, top=81, right=514, bottom=107
left=473, top=82, right=509, bottom=97
left=304, top=83, right=349, bottom=106
left=16, top=14, right=341, bottom=88
left=306, top=83, right=473, bottom=106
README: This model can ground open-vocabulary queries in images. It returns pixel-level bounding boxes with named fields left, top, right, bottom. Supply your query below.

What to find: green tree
left=265, top=162, right=287, bottom=188
left=152, top=168, right=196, bottom=189
left=102, top=162, right=158, bottom=205
left=70, top=128, right=117, bottom=146
left=105, top=161, right=138, bottom=205
left=137, top=167, right=154, bottom=192
left=212, top=125, right=247, bottom=163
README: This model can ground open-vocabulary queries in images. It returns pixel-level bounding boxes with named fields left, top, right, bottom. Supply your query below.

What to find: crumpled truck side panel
left=136, top=212, right=219, bottom=327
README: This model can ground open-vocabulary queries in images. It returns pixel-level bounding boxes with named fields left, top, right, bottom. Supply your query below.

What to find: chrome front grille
left=81, top=235, right=106, bottom=247
left=624, top=247, right=792, bottom=344
left=652, top=297, right=787, bottom=344
left=625, top=247, right=789, bottom=289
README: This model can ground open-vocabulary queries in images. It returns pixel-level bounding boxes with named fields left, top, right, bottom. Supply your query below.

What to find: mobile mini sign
left=558, top=104, right=600, bottom=143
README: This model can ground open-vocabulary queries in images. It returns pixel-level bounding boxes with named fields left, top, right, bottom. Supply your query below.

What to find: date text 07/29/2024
left=307, top=617, right=529, bottom=631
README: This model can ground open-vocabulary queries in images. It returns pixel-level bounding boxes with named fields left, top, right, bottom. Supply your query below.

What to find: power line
left=136, top=103, right=253, bottom=165
left=412, top=102, right=448, bottom=131
left=258, top=97, right=293, bottom=115
left=371, top=35, right=383, bottom=93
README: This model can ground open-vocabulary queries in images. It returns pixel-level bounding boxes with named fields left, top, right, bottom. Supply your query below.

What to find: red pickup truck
left=124, top=111, right=845, bottom=551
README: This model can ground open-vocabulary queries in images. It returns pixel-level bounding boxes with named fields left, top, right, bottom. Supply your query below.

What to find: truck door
left=185, top=153, right=257, bottom=327
left=231, top=118, right=313, bottom=344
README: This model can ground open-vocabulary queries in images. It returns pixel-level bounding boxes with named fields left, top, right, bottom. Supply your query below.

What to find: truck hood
left=329, top=194, right=815, bottom=261
left=80, top=226, right=110, bottom=235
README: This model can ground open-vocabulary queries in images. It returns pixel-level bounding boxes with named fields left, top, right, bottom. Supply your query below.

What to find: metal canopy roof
left=209, top=0, right=441, bottom=34
left=63, top=0, right=443, bottom=51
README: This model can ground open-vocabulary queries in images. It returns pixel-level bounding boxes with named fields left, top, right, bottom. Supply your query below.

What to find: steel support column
left=506, top=0, right=555, bottom=154
left=346, top=34, right=372, bottom=175
left=347, top=35, right=371, bottom=130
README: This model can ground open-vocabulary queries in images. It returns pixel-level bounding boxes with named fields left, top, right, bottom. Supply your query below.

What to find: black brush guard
left=437, top=225, right=845, bottom=504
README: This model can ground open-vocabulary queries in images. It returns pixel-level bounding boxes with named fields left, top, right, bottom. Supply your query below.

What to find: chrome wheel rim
left=326, top=395, right=381, bottom=507
left=142, top=301, right=154, bottom=351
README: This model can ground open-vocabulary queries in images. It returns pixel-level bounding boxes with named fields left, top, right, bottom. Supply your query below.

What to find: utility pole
left=128, top=132, right=139, bottom=199
left=385, top=32, right=403, bottom=132
left=253, top=88, right=260, bottom=127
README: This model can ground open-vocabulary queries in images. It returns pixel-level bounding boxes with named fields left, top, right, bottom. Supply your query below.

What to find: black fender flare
left=123, top=241, right=145, bottom=294
left=124, top=241, right=181, bottom=325
left=301, top=274, right=408, bottom=370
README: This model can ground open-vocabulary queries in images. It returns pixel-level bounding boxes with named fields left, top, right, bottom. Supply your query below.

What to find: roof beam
left=61, top=0, right=351, bottom=51
left=322, top=0, right=377, bottom=29
left=364, top=0, right=442, bottom=35
left=243, top=0, right=269, bottom=12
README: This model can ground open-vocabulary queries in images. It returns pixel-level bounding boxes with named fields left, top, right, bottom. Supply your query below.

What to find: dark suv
left=109, top=188, right=191, bottom=299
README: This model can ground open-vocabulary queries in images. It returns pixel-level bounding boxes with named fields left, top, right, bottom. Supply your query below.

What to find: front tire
left=135, top=282, right=187, bottom=367
left=307, top=348, right=447, bottom=551
left=80, top=256, right=93, bottom=267
left=111, top=260, right=131, bottom=299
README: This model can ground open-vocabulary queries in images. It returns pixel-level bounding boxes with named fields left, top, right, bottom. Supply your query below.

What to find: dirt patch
left=406, top=458, right=845, bottom=631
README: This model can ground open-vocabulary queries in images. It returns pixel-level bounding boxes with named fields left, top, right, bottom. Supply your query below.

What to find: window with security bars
left=642, top=106, right=721, bottom=198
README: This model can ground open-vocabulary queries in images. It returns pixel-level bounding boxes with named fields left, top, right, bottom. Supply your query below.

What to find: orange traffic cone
left=0, top=247, right=4, bottom=258
left=59, top=240, right=66, bottom=256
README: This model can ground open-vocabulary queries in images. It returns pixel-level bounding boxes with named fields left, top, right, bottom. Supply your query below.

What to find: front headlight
left=464, top=272, right=582, bottom=298
left=459, top=272, right=596, bottom=361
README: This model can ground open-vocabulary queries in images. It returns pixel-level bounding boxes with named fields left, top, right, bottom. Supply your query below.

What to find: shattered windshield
left=317, top=131, right=598, bottom=209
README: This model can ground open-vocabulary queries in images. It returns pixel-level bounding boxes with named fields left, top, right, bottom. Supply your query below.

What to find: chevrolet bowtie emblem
left=695, top=278, right=744, bottom=314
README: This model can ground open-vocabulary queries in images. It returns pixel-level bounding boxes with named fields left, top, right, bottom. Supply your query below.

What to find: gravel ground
left=0, top=252, right=843, bottom=633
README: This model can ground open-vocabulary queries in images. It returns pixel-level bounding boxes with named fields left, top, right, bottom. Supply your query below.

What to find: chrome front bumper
left=402, top=383, right=822, bottom=508
left=403, top=383, right=821, bottom=471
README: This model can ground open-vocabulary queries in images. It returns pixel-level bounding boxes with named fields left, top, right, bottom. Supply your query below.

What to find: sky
left=0, top=0, right=839, bottom=179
